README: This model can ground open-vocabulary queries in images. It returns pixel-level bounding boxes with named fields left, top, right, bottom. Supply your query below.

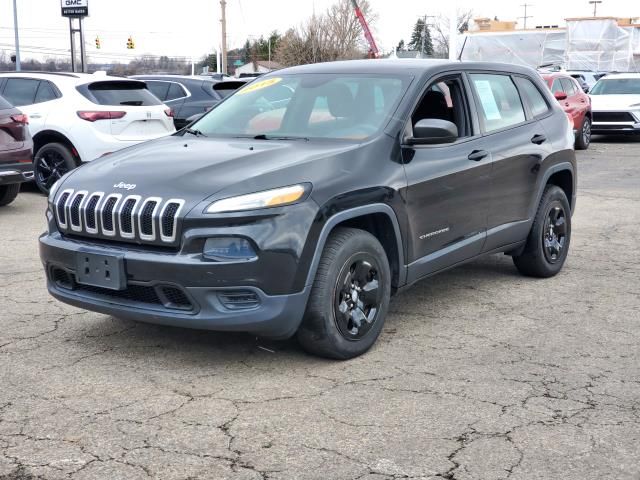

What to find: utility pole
left=519, top=4, right=533, bottom=29
left=12, top=0, right=21, bottom=71
left=220, top=0, right=227, bottom=74
left=589, top=0, right=602, bottom=17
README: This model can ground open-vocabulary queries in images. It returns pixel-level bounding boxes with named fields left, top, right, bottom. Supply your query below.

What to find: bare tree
left=432, top=9, right=473, bottom=59
left=275, top=0, right=376, bottom=67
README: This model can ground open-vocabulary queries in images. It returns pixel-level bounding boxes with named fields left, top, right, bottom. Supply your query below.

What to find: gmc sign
left=61, top=0, right=89, bottom=17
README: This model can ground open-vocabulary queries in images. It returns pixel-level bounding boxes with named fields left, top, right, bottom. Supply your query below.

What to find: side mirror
left=407, top=119, right=458, bottom=145
left=554, top=91, right=568, bottom=101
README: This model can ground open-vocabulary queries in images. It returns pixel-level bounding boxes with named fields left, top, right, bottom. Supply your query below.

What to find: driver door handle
left=468, top=150, right=489, bottom=161
left=531, top=134, right=547, bottom=145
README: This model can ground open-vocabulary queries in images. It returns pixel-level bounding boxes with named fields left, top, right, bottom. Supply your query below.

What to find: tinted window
left=515, top=77, right=549, bottom=117
left=34, top=81, right=58, bottom=104
left=82, top=81, right=162, bottom=106
left=470, top=74, right=525, bottom=132
left=560, top=78, right=576, bottom=95
left=166, top=82, right=187, bottom=100
left=551, top=79, right=564, bottom=94
left=0, top=95, right=12, bottom=110
left=194, top=74, right=410, bottom=140
left=145, top=81, right=170, bottom=101
left=590, top=78, right=640, bottom=95
left=3, top=78, right=39, bottom=107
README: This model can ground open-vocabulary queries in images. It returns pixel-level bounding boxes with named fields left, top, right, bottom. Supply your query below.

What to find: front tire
left=575, top=116, right=591, bottom=150
left=0, top=184, right=20, bottom=207
left=513, top=185, right=571, bottom=278
left=34, top=143, right=77, bottom=195
left=297, top=227, right=391, bottom=359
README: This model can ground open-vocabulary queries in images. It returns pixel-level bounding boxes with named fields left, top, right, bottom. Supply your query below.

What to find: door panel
left=403, top=137, right=492, bottom=280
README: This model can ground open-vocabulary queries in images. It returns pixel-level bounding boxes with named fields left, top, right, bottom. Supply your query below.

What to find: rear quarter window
left=514, top=76, right=550, bottom=118
left=79, top=81, right=162, bottom=106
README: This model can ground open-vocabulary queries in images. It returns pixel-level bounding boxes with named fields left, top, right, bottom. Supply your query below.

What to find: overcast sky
left=0, top=0, right=636, bottom=62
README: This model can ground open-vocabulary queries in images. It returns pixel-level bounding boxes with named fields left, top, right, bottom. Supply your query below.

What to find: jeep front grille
left=53, top=189, right=185, bottom=245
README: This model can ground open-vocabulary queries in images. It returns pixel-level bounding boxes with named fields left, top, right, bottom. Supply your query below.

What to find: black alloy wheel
left=334, top=254, right=382, bottom=340
left=542, top=205, right=567, bottom=264
left=34, top=143, right=77, bottom=194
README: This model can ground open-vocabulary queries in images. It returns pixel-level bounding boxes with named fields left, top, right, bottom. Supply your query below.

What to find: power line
left=519, top=3, right=533, bottom=29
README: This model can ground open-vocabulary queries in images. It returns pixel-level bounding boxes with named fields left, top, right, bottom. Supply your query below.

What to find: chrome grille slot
left=83, top=193, right=103, bottom=234
left=118, top=195, right=141, bottom=239
left=100, top=194, right=121, bottom=236
left=55, top=189, right=73, bottom=229
left=54, top=190, right=184, bottom=245
left=159, top=199, right=185, bottom=243
left=138, top=197, right=162, bottom=241
left=69, top=191, right=87, bottom=232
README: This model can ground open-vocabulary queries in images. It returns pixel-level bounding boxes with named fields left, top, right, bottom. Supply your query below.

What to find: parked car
left=0, top=94, right=33, bottom=206
left=541, top=72, right=592, bottom=149
left=589, top=73, right=640, bottom=135
left=131, top=75, right=246, bottom=130
left=40, top=60, right=576, bottom=359
left=566, top=70, right=606, bottom=92
left=0, top=72, right=176, bottom=194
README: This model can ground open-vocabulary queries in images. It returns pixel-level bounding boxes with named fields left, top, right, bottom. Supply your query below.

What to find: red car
left=541, top=73, right=592, bottom=150
left=0, top=94, right=33, bottom=207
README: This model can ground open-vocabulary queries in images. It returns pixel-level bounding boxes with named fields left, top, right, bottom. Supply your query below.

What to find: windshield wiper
left=120, top=101, right=143, bottom=106
left=185, top=128, right=206, bottom=137
left=252, top=134, right=309, bottom=141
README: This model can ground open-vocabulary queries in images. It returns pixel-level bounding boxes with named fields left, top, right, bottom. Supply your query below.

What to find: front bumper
left=0, top=162, right=34, bottom=185
left=39, top=232, right=311, bottom=339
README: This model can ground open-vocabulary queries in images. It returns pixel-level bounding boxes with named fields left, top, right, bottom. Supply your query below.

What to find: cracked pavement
left=1, top=138, right=639, bottom=479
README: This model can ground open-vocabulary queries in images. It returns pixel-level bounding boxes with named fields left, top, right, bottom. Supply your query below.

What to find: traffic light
left=126, top=36, right=135, bottom=49
left=95, top=36, right=101, bottom=49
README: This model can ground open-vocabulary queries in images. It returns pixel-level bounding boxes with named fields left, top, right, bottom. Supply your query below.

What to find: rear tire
left=297, top=227, right=391, bottom=360
left=513, top=185, right=571, bottom=278
left=0, top=184, right=20, bottom=207
left=34, top=142, right=77, bottom=195
left=575, top=116, right=591, bottom=150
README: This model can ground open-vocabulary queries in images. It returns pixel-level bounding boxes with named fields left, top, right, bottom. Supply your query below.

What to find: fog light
left=203, top=237, right=257, bottom=262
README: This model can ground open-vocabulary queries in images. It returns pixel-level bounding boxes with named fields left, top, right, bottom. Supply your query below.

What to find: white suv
left=0, top=72, right=176, bottom=193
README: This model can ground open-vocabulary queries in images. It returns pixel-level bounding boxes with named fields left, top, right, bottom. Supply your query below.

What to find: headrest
left=326, top=83, right=354, bottom=118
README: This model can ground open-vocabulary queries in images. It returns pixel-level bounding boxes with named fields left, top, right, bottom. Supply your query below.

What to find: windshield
left=192, top=73, right=411, bottom=140
left=590, top=78, right=640, bottom=95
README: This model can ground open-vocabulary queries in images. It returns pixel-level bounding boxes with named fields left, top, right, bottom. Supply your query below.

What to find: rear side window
left=0, top=95, right=12, bottom=109
left=34, top=81, right=58, bottom=104
left=470, top=74, right=525, bottom=132
left=560, top=78, right=576, bottom=95
left=3, top=78, right=39, bottom=107
left=514, top=77, right=549, bottom=117
left=166, top=83, right=187, bottom=100
left=145, top=81, right=170, bottom=101
left=80, top=81, right=162, bottom=106
left=551, top=79, right=563, bottom=94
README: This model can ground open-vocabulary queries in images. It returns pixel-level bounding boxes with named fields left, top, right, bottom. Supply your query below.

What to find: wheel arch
left=304, top=204, right=407, bottom=292
left=546, top=167, right=575, bottom=212
left=33, top=130, right=81, bottom=164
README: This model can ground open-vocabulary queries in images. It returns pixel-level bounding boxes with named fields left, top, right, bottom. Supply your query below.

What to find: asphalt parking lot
left=1, top=138, right=639, bottom=480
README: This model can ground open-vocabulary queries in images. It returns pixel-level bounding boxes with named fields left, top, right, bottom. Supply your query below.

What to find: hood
left=590, top=94, right=640, bottom=111
left=61, top=135, right=358, bottom=204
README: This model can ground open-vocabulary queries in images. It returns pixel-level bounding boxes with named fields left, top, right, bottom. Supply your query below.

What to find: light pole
left=12, top=0, right=21, bottom=71
left=589, top=0, right=602, bottom=17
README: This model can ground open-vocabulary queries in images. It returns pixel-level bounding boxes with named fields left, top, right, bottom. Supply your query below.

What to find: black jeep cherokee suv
left=40, top=60, right=576, bottom=359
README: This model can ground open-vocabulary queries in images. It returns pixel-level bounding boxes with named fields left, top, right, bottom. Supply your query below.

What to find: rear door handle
left=531, top=134, right=546, bottom=145
left=30, top=114, right=42, bottom=119
left=468, top=150, right=489, bottom=161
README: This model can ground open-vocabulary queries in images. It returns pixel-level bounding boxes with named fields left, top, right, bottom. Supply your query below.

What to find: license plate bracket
left=75, top=250, right=126, bottom=291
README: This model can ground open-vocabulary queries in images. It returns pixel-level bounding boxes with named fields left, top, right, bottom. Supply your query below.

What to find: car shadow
left=76, top=253, right=522, bottom=364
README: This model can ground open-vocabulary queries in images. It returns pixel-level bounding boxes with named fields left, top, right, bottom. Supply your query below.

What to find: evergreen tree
left=396, top=39, right=405, bottom=51
left=407, top=18, right=433, bottom=56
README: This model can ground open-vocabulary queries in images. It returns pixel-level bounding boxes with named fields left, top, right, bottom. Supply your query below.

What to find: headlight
left=205, top=184, right=308, bottom=214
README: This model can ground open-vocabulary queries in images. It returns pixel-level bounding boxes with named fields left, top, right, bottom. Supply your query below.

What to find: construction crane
left=351, top=0, right=379, bottom=58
